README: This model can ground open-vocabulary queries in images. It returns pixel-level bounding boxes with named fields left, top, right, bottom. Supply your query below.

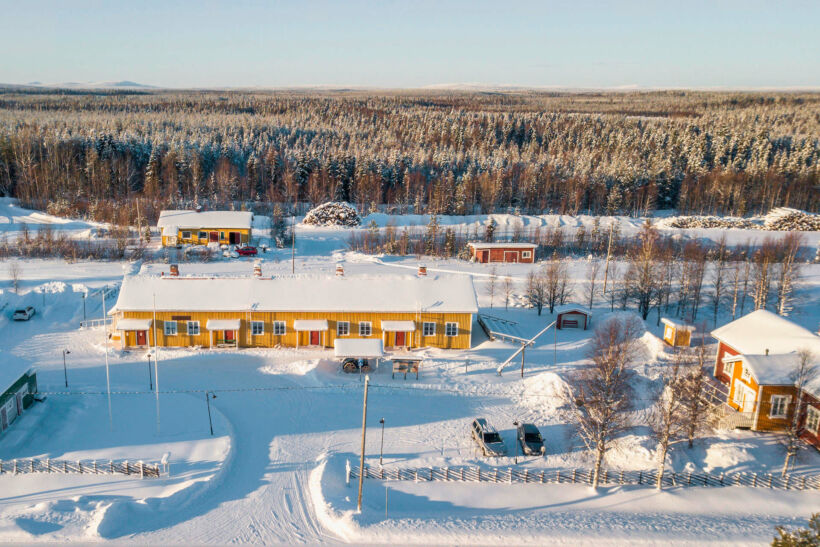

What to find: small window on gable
left=741, top=366, right=752, bottom=382
left=273, top=321, right=286, bottom=335
left=769, top=395, right=790, bottom=419
left=337, top=321, right=350, bottom=336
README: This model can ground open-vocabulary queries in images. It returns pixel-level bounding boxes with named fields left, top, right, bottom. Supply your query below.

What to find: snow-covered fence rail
left=348, top=464, right=820, bottom=491
left=0, top=459, right=164, bottom=478
left=79, top=316, right=113, bottom=329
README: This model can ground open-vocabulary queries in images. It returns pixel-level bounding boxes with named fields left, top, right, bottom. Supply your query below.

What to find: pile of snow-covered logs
left=763, top=208, right=820, bottom=231
left=659, top=216, right=761, bottom=230
left=302, top=202, right=362, bottom=226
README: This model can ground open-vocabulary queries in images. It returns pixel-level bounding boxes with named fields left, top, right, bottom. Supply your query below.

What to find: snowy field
left=0, top=205, right=819, bottom=543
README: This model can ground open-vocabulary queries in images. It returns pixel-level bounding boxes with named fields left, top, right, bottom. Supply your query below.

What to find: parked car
left=12, top=306, right=35, bottom=321
left=342, top=357, right=370, bottom=373
left=517, top=423, right=545, bottom=455
left=236, top=245, right=258, bottom=257
left=471, top=418, right=507, bottom=457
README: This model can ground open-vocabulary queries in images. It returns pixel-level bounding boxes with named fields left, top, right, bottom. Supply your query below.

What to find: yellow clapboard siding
left=115, top=310, right=473, bottom=350
left=161, top=227, right=251, bottom=247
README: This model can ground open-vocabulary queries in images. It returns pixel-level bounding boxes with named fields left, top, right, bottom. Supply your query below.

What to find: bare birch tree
left=709, top=236, right=728, bottom=327
left=525, top=269, right=547, bottom=315
left=627, top=219, right=659, bottom=320
left=585, top=258, right=601, bottom=310
left=568, top=316, right=642, bottom=489
left=649, top=354, right=688, bottom=489
left=544, top=254, right=571, bottom=314
left=8, top=261, right=21, bottom=294
left=773, top=232, right=804, bottom=317
left=503, top=276, right=514, bottom=310
left=781, top=349, right=818, bottom=476
left=485, top=266, right=498, bottom=308
left=679, top=336, right=714, bottom=448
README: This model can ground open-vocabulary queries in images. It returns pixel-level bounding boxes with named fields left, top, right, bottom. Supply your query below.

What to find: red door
left=209, top=231, right=218, bottom=242
left=310, top=331, right=320, bottom=345
left=489, top=249, right=504, bottom=262
left=504, top=251, right=518, bottom=263
left=136, top=330, right=147, bottom=345
left=395, top=331, right=406, bottom=347
left=479, top=250, right=489, bottom=263
left=225, top=330, right=235, bottom=342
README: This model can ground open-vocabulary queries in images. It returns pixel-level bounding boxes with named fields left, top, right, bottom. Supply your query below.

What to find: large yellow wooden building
left=110, top=267, right=478, bottom=351
left=157, top=210, right=253, bottom=247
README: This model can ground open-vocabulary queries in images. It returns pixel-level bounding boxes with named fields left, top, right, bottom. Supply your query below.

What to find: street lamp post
left=513, top=420, right=519, bottom=465
left=82, top=293, right=86, bottom=322
left=62, top=349, right=70, bottom=388
left=147, top=353, right=153, bottom=391
left=379, top=418, right=385, bottom=466
left=205, top=391, right=217, bottom=435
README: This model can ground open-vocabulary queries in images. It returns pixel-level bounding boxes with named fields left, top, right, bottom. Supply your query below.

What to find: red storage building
left=467, top=242, right=536, bottom=264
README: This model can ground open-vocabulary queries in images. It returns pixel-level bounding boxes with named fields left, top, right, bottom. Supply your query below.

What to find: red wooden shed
left=467, top=242, right=536, bottom=264
left=555, top=304, right=592, bottom=330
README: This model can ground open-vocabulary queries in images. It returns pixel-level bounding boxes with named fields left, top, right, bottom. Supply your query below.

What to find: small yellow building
left=661, top=318, right=695, bottom=347
left=157, top=210, right=253, bottom=247
left=110, top=266, right=478, bottom=351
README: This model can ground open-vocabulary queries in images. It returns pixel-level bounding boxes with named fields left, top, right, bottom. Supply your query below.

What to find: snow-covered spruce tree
left=484, top=219, right=496, bottom=243
left=302, top=202, right=361, bottom=227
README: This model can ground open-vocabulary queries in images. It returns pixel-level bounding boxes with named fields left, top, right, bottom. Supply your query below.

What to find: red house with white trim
left=467, top=242, right=536, bottom=263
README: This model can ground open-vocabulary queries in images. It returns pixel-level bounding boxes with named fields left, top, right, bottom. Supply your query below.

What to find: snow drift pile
left=763, top=208, right=820, bottom=231
left=303, top=202, right=361, bottom=226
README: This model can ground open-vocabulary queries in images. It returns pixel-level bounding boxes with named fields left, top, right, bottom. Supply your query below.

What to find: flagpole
left=102, top=289, right=113, bottom=430
left=153, top=293, right=161, bottom=435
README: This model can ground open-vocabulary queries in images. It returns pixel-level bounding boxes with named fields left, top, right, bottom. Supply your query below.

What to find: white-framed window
left=359, top=322, right=372, bottom=336
left=198, top=231, right=207, bottom=239
left=423, top=322, right=436, bottom=336
left=723, top=360, right=735, bottom=377
left=273, top=321, right=286, bottom=335
left=337, top=321, right=350, bottom=336
left=522, top=250, right=532, bottom=259
left=251, top=321, right=264, bottom=335
left=164, top=321, right=177, bottom=336
left=769, top=395, right=790, bottom=419
left=445, top=322, right=458, bottom=337
left=181, top=231, right=192, bottom=239
left=187, top=321, right=200, bottom=335
left=806, top=406, right=820, bottom=434
left=741, top=366, right=752, bottom=382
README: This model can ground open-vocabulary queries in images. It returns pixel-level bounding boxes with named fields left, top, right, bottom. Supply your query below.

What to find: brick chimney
left=335, top=263, right=344, bottom=277
left=418, top=264, right=427, bottom=277
left=765, top=348, right=769, bottom=356
left=170, top=264, right=179, bottom=277
left=253, top=262, right=262, bottom=278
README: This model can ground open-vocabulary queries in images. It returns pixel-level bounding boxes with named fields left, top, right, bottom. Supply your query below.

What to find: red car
left=235, top=246, right=258, bottom=256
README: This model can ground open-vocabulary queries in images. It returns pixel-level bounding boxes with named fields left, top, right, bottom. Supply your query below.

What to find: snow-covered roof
left=0, top=351, right=34, bottom=396
left=711, top=310, right=820, bottom=357
left=555, top=304, right=592, bottom=316
left=114, top=318, right=152, bottom=331
left=293, top=320, right=329, bottom=331
left=467, top=242, right=537, bottom=249
left=381, top=320, right=415, bottom=332
left=334, top=338, right=384, bottom=358
left=738, top=353, right=806, bottom=385
left=206, top=319, right=241, bottom=330
left=111, top=274, right=478, bottom=315
left=157, top=210, right=253, bottom=231
left=661, top=318, right=696, bottom=331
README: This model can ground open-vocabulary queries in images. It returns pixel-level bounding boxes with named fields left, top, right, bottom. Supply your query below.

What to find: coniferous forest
left=0, top=88, right=817, bottom=225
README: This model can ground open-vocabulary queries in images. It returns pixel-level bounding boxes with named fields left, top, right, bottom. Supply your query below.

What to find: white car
left=12, top=306, right=35, bottom=321
left=471, top=418, right=507, bottom=457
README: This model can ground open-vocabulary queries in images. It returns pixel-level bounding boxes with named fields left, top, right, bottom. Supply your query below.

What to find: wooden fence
left=347, top=463, right=820, bottom=491
left=0, top=459, right=164, bottom=478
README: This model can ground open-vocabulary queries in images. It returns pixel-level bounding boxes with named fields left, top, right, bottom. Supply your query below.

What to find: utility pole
left=102, top=291, right=113, bottom=430
left=291, top=214, right=296, bottom=274
left=520, top=344, right=525, bottom=378
left=82, top=292, right=86, bottom=322
left=379, top=418, right=385, bottom=466
left=147, top=353, right=153, bottom=391
left=357, top=375, right=370, bottom=513
left=602, top=221, right=615, bottom=295
left=153, top=293, right=161, bottom=435
left=62, top=349, right=70, bottom=388
left=206, top=391, right=216, bottom=435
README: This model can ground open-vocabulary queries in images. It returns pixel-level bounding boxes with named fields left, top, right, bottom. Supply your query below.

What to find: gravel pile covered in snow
left=303, top=202, right=361, bottom=226
left=763, top=208, right=820, bottom=231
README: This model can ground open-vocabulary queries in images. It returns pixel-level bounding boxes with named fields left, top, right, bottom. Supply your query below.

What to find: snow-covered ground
left=0, top=204, right=819, bottom=543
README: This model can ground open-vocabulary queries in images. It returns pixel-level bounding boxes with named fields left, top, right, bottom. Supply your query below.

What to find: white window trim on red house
left=807, top=406, right=820, bottom=434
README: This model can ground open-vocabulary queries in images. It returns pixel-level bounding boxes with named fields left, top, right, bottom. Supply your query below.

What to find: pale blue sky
left=1, top=0, right=817, bottom=88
